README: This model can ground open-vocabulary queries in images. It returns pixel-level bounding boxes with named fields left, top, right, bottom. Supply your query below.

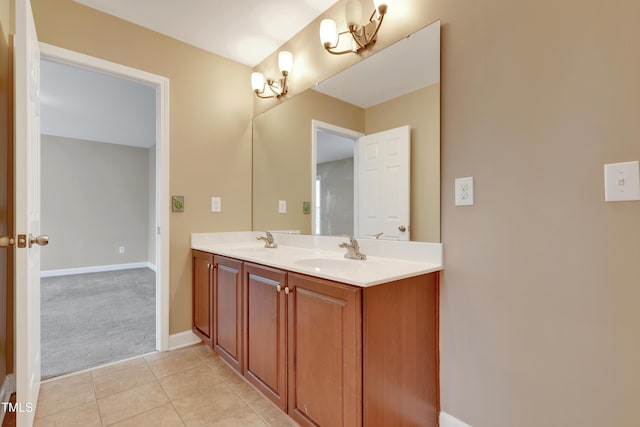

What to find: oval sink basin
left=293, top=258, right=354, bottom=271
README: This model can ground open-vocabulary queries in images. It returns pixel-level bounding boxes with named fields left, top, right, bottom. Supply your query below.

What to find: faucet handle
left=349, top=236, right=359, bottom=250
left=257, top=231, right=277, bottom=248
left=339, top=236, right=366, bottom=260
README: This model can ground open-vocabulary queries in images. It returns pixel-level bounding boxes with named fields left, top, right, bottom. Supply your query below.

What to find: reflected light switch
left=211, top=197, right=222, bottom=212
left=604, top=161, right=640, bottom=202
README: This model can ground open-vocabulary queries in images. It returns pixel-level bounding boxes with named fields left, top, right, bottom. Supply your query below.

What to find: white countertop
left=191, top=232, right=443, bottom=287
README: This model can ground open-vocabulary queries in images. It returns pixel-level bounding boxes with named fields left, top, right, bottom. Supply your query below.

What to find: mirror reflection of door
left=357, top=125, right=410, bottom=241
left=313, top=121, right=410, bottom=240
left=314, top=126, right=358, bottom=236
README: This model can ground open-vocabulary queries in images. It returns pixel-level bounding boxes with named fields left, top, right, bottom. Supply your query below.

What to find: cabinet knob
left=276, top=284, right=282, bottom=293
left=284, top=287, right=290, bottom=295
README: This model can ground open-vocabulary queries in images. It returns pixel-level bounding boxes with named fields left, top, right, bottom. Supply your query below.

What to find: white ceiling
left=73, top=0, right=339, bottom=67
left=41, top=59, right=157, bottom=148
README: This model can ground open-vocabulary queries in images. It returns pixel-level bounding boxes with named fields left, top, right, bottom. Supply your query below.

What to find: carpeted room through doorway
left=40, top=267, right=156, bottom=379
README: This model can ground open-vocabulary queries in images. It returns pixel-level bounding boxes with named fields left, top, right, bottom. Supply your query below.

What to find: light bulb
left=373, top=0, right=390, bottom=15
left=251, top=72, right=265, bottom=92
left=278, top=51, right=293, bottom=75
left=320, top=19, right=337, bottom=47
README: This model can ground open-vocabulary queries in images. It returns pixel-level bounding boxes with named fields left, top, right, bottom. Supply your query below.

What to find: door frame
left=310, top=120, right=362, bottom=236
left=38, top=43, right=171, bottom=351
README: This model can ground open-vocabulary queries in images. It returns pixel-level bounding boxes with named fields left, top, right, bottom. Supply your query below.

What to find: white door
left=15, top=1, right=44, bottom=425
left=357, top=125, right=410, bottom=240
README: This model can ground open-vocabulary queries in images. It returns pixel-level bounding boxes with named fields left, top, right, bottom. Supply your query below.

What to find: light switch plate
left=604, top=161, right=640, bottom=202
left=455, top=177, right=474, bottom=206
left=278, top=200, right=287, bottom=214
left=211, top=197, right=222, bottom=212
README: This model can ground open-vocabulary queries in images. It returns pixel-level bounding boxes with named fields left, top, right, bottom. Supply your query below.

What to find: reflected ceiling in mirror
left=252, top=20, right=440, bottom=243
left=312, top=20, right=440, bottom=108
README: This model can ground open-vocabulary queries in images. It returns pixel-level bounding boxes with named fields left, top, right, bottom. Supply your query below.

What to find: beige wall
left=252, top=89, right=364, bottom=233
left=31, top=0, right=254, bottom=334
left=41, top=135, right=150, bottom=270
left=366, top=84, right=440, bottom=243
left=255, top=0, right=640, bottom=426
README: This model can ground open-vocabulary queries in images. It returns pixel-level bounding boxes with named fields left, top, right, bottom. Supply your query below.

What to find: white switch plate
left=211, top=197, right=222, bottom=212
left=455, top=177, right=474, bottom=206
left=604, top=161, right=640, bottom=202
left=278, top=200, right=287, bottom=214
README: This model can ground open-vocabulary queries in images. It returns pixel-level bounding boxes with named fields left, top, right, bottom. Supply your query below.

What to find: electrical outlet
left=279, top=200, right=287, bottom=214
left=118, top=246, right=125, bottom=254
left=455, top=177, right=474, bottom=206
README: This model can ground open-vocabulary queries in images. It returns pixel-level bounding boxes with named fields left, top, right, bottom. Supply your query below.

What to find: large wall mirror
left=253, top=20, right=440, bottom=243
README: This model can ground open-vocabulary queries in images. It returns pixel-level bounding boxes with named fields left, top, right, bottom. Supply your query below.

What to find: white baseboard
left=0, top=373, right=16, bottom=425
left=169, top=330, right=201, bottom=350
left=41, top=262, right=157, bottom=278
left=440, top=412, right=472, bottom=427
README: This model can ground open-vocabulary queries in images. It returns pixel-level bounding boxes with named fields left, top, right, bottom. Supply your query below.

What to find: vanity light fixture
left=320, top=0, right=391, bottom=55
left=251, top=51, right=292, bottom=99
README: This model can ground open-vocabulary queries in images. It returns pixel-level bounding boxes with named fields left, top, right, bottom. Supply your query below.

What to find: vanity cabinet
left=287, top=273, right=362, bottom=427
left=242, top=264, right=361, bottom=424
left=213, top=255, right=243, bottom=373
left=243, top=263, right=288, bottom=411
left=192, top=251, right=439, bottom=427
left=192, top=250, right=213, bottom=345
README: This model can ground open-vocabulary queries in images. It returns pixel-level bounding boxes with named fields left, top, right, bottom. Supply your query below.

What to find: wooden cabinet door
left=192, top=250, right=213, bottom=345
left=243, top=263, right=287, bottom=411
left=287, top=273, right=362, bottom=427
left=213, top=255, right=243, bottom=373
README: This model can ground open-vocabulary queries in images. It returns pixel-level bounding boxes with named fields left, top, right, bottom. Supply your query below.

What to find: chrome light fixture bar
left=320, top=0, right=391, bottom=55
left=251, top=51, right=293, bottom=99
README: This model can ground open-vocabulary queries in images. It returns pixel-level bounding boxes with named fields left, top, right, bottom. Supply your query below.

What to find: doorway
left=311, top=121, right=361, bottom=236
left=38, top=44, right=170, bottom=377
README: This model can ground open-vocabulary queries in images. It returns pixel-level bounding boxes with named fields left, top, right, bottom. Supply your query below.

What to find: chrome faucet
left=339, top=236, right=366, bottom=260
left=257, top=231, right=278, bottom=248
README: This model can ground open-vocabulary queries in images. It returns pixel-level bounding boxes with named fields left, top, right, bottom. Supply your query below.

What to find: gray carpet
left=41, top=268, right=156, bottom=379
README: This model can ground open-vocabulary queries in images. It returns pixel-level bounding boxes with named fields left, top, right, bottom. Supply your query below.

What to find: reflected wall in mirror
left=312, top=121, right=361, bottom=237
left=253, top=20, right=440, bottom=243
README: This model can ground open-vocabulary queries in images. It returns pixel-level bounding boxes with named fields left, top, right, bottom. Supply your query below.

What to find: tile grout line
left=194, top=348, right=278, bottom=427
left=154, top=350, right=190, bottom=427
left=94, top=356, right=171, bottom=427
left=189, top=347, right=264, bottom=425
left=89, top=371, right=106, bottom=427
left=227, top=386, right=273, bottom=427
left=34, top=373, right=97, bottom=422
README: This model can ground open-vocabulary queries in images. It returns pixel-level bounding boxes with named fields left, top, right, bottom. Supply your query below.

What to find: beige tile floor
left=34, top=345, right=298, bottom=427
